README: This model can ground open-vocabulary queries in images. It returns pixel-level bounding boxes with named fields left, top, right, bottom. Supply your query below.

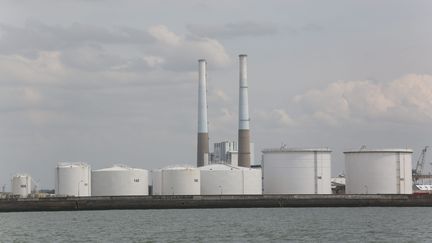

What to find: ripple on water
left=1, top=208, right=432, bottom=242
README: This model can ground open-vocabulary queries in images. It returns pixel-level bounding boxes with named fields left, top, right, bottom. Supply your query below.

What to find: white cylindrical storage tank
left=55, top=162, right=91, bottom=196
left=151, top=169, right=162, bottom=195
left=344, top=149, right=413, bottom=194
left=243, top=166, right=262, bottom=194
left=11, top=174, right=32, bottom=198
left=200, top=164, right=262, bottom=195
left=92, top=165, right=149, bottom=196
left=262, top=148, right=332, bottom=194
left=152, top=166, right=200, bottom=195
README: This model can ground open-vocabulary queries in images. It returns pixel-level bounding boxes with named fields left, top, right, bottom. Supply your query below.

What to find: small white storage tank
left=152, top=166, right=200, bottom=195
left=345, top=149, right=413, bottom=194
left=92, top=165, right=149, bottom=196
left=55, top=162, right=91, bottom=196
left=262, top=148, right=332, bottom=194
left=199, top=164, right=262, bottom=195
left=11, top=174, right=32, bottom=198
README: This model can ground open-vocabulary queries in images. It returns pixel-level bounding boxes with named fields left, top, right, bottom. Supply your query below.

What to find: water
left=0, top=208, right=431, bottom=242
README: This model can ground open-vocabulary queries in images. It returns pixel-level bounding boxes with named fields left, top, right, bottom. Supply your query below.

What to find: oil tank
left=92, top=165, right=149, bottom=196
left=262, top=148, right=332, bottom=194
left=55, top=162, right=91, bottom=196
left=151, top=166, right=200, bottom=195
left=11, top=174, right=32, bottom=198
left=199, top=164, right=262, bottom=195
left=344, top=149, right=413, bottom=194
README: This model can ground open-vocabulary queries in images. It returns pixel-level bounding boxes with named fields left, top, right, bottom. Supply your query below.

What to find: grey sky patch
left=0, top=20, right=154, bottom=56
left=186, top=21, right=278, bottom=39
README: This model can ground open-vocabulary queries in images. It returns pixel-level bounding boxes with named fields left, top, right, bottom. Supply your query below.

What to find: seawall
left=1, top=194, right=432, bottom=212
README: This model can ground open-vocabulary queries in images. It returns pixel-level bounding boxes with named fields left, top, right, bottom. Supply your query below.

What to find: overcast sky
left=1, top=0, right=432, bottom=190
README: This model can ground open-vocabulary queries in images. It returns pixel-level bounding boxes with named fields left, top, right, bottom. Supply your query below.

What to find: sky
left=0, top=0, right=432, bottom=190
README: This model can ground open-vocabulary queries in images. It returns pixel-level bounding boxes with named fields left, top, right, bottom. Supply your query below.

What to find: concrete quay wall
left=1, top=194, right=432, bottom=212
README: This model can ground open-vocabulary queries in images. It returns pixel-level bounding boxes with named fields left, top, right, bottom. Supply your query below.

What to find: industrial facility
left=55, top=162, right=91, bottom=197
left=91, top=165, right=149, bottom=196
left=11, top=174, right=32, bottom=198
left=262, top=148, right=332, bottom=194
left=200, top=164, right=262, bottom=195
left=1, top=55, right=430, bottom=202
left=152, top=166, right=201, bottom=195
left=344, top=149, right=413, bottom=194
left=210, top=141, right=255, bottom=166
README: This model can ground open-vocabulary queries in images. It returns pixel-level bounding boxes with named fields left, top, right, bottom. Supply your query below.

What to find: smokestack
left=238, top=54, right=251, bottom=167
left=197, top=59, right=209, bottom=167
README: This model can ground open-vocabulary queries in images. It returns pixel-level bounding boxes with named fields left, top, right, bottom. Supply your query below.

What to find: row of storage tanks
left=12, top=148, right=412, bottom=197
left=54, top=163, right=262, bottom=197
left=262, top=148, right=413, bottom=194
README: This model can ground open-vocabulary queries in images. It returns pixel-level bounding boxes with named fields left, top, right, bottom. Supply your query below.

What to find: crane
left=413, top=146, right=429, bottom=182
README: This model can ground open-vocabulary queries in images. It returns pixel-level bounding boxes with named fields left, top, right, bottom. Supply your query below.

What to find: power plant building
left=199, top=164, right=262, bottom=195
left=262, top=148, right=332, bottom=194
left=213, top=141, right=237, bottom=163
left=55, top=162, right=91, bottom=197
left=152, top=166, right=200, bottom=195
left=91, top=165, right=149, bottom=196
left=344, top=149, right=413, bottom=194
left=212, top=141, right=255, bottom=167
left=11, top=174, right=32, bottom=198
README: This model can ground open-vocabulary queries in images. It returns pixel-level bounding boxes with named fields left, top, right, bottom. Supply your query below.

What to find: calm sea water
left=0, top=208, right=431, bottom=242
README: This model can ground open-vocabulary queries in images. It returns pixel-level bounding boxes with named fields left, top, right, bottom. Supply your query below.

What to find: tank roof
left=344, top=148, right=413, bottom=154
left=93, top=164, right=147, bottom=172
left=199, top=164, right=261, bottom=171
left=57, top=162, right=90, bottom=168
left=12, top=174, right=31, bottom=178
left=262, top=148, right=332, bottom=153
left=162, top=165, right=197, bottom=170
left=199, top=164, right=237, bottom=170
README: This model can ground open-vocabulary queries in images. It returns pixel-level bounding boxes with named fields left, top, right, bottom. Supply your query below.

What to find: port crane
left=413, top=146, right=431, bottom=182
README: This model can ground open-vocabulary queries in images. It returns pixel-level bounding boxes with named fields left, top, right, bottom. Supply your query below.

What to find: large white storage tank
left=199, top=164, right=262, bottom=195
left=262, top=148, right=332, bottom=194
left=92, top=165, right=149, bottom=196
left=55, top=162, right=91, bottom=196
left=152, top=166, right=200, bottom=195
left=11, top=174, right=32, bottom=198
left=345, top=149, right=413, bottom=194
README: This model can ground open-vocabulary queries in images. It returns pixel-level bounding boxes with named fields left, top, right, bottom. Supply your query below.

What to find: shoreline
left=2, top=194, right=432, bottom=212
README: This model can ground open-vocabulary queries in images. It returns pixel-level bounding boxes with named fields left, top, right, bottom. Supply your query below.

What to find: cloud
left=208, top=89, right=231, bottom=103
left=152, top=33, right=231, bottom=71
left=0, top=20, right=153, bottom=55
left=255, top=109, right=297, bottom=129
left=210, top=107, right=236, bottom=132
left=0, top=51, right=66, bottom=84
left=292, top=74, right=432, bottom=125
left=0, top=21, right=231, bottom=73
left=148, top=25, right=181, bottom=46
left=60, top=44, right=128, bottom=71
left=187, top=21, right=278, bottom=39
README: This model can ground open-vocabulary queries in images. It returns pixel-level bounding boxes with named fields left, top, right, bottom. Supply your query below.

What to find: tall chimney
left=238, top=54, right=251, bottom=167
left=197, top=59, right=209, bottom=167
